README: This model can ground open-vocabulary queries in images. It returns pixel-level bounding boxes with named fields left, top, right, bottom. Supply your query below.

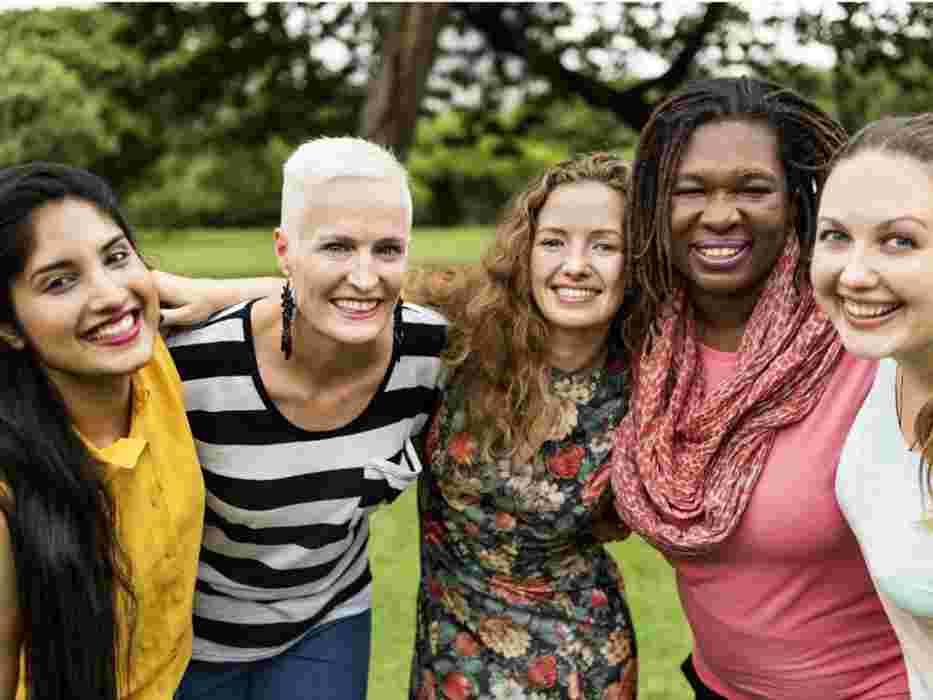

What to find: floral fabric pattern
left=410, top=350, right=636, bottom=700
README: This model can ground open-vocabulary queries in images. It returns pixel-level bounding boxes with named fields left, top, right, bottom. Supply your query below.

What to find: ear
left=0, top=323, right=25, bottom=351
left=273, top=227, right=291, bottom=278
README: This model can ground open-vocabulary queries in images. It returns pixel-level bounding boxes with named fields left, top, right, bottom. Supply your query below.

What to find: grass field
left=141, top=227, right=693, bottom=700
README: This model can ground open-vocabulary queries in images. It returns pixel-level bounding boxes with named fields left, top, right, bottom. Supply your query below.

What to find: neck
left=895, top=348, right=933, bottom=451
left=261, top=300, right=395, bottom=391
left=689, top=284, right=762, bottom=352
left=898, top=348, right=933, bottom=397
left=53, top=374, right=134, bottom=448
left=547, top=325, right=610, bottom=373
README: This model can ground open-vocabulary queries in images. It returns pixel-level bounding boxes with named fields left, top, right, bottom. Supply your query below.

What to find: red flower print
left=581, top=467, right=610, bottom=507
left=427, top=577, right=443, bottom=601
left=527, top=655, right=558, bottom=688
left=491, top=575, right=554, bottom=605
left=423, top=517, right=445, bottom=546
left=548, top=444, right=584, bottom=479
left=425, top=416, right=441, bottom=460
left=448, top=432, right=477, bottom=465
left=591, top=589, right=609, bottom=607
left=495, top=511, right=516, bottom=531
left=416, top=670, right=437, bottom=700
left=454, top=631, right=480, bottom=657
left=441, top=672, right=475, bottom=700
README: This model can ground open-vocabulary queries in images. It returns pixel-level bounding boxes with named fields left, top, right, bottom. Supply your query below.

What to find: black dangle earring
left=280, top=280, right=295, bottom=360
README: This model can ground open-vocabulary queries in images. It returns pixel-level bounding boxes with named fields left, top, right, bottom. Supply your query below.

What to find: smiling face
left=3, top=197, right=158, bottom=394
left=812, top=150, right=933, bottom=363
left=276, top=176, right=410, bottom=348
left=530, top=180, right=626, bottom=344
left=670, top=119, right=791, bottom=308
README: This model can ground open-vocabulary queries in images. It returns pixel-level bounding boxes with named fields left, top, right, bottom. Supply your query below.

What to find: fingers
left=159, top=305, right=200, bottom=329
left=153, top=269, right=200, bottom=308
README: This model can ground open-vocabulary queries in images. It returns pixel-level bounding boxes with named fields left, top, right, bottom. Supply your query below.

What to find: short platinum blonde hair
left=280, top=136, right=413, bottom=235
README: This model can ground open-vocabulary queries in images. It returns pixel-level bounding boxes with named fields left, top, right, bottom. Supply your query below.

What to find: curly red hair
left=408, top=152, right=630, bottom=460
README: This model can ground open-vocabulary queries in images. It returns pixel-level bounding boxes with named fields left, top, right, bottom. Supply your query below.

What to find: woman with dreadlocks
left=611, top=77, right=910, bottom=698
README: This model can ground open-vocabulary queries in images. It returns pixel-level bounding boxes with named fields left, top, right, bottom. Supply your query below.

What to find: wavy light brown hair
left=828, top=113, right=933, bottom=512
left=409, top=153, right=630, bottom=461
left=624, top=76, right=848, bottom=355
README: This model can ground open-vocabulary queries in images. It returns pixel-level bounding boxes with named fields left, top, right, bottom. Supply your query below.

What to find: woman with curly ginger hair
left=408, top=153, right=638, bottom=700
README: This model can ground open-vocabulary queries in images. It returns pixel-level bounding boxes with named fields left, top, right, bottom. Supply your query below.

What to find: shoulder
left=398, top=302, right=448, bottom=359
left=166, top=301, right=252, bottom=351
left=166, top=301, right=254, bottom=379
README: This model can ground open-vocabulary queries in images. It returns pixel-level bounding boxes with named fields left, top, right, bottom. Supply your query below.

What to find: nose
left=560, top=243, right=592, bottom=278
left=700, top=192, right=739, bottom=232
left=347, top=251, right=378, bottom=290
left=88, top=267, right=130, bottom=311
left=838, top=247, right=879, bottom=289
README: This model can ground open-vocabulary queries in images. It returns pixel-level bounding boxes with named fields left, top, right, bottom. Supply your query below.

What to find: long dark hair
left=0, top=162, right=137, bottom=700
left=624, top=76, right=848, bottom=354
left=827, top=113, right=933, bottom=513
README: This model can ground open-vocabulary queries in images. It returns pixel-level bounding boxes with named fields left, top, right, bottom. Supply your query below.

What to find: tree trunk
left=360, top=3, right=447, bottom=161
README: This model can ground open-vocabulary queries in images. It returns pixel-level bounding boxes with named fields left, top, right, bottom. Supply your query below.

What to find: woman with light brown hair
left=408, top=152, right=637, bottom=700
left=812, top=112, right=933, bottom=696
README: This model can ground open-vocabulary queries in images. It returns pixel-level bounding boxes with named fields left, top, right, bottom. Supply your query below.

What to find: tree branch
left=460, top=3, right=727, bottom=130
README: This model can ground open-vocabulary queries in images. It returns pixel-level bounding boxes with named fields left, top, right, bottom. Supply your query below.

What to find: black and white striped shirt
left=168, top=300, right=446, bottom=662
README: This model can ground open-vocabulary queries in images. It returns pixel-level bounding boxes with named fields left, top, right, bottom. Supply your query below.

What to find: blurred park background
left=7, top=2, right=933, bottom=697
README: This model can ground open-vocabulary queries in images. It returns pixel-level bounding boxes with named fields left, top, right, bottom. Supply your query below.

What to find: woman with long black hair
left=0, top=162, right=205, bottom=700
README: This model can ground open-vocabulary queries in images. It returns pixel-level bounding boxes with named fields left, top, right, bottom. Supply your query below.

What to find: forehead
left=24, top=198, right=123, bottom=269
left=821, top=150, right=933, bottom=224
left=537, top=181, right=624, bottom=230
left=678, top=119, right=782, bottom=176
left=300, top=176, right=410, bottom=239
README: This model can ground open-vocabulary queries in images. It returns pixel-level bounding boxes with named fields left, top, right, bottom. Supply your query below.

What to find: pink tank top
left=671, top=347, right=908, bottom=699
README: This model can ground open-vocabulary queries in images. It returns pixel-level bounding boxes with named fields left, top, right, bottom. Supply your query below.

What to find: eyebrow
left=537, top=227, right=622, bottom=236
left=29, top=233, right=127, bottom=281
left=676, top=168, right=779, bottom=181
left=818, top=215, right=930, bottom=229
left=316, top=233, right=408, bottom=244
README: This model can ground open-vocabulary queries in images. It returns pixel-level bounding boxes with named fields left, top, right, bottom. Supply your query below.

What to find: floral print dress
left=410, top=349, right=637, bottom=700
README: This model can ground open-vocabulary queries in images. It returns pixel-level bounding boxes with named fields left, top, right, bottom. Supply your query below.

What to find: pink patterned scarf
left=611, top=235, right=843, bottom=554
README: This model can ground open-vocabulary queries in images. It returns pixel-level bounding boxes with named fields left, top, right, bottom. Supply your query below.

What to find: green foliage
left=0, top=9, right=141, bottom=167
left=126, top=138, right=295, bottom=229
left=5, top=4, right=933, bottom=227
left=408, top=98, right=637, bottom=226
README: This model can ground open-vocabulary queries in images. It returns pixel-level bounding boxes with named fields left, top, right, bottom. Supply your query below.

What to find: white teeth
left=842, top=300, right=900, bottom=319
left=87, top=313, right=135, bottom=340
left=698, top=247, right=741, bottom=258
left=555, top=287, right=597, bottom=301
left=334, top=299, right=379, bottom=312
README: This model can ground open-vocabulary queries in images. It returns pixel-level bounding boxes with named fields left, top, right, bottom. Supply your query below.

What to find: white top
left=837, top=358, right=933, bottom=698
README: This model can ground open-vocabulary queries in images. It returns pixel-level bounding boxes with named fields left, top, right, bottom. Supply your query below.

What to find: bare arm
left=154, top=270, right=285, bottom=329
left=0, top=514, right=21, bottom=700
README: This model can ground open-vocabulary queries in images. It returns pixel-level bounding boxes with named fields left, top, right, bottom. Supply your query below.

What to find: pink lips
left=690, top=240, right=752, bottom=272
left=84, top=310, right=142, bottom=347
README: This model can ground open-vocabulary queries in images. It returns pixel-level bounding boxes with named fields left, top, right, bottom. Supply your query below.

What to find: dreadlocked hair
left=406, top=153, right=630, bottom=462
left=827, top=112, right=933, bottom=521
left=623, top=76, right=848, bottom=356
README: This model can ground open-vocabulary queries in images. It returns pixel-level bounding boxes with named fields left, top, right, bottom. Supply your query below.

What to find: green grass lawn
left=143, top=226, right=692, bottom=700
left=139, top=226, right=496, bottom=277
